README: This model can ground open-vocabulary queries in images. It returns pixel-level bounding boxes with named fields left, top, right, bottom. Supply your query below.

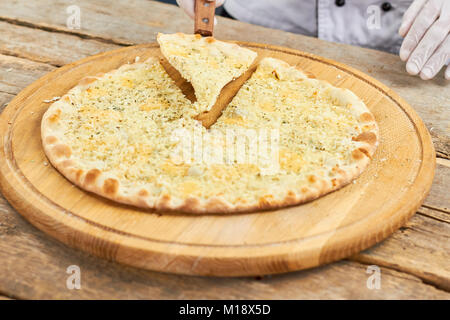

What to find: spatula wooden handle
left=194, top=0, right=215, bottom=37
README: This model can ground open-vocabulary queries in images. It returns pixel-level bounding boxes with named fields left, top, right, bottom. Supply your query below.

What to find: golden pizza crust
left=42, top=47, right=378, bottom=214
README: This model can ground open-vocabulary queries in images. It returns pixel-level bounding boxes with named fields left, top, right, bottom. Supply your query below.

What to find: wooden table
left=0, top=0, right=448, bottom=299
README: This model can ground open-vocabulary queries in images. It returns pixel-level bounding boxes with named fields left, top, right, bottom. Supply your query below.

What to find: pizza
left=41, top=35, right=378, bottom=214
left=157, top=33, right=257, bottom=113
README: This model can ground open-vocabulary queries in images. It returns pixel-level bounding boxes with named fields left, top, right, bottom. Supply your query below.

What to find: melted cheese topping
left=45, top=56, right=372, bottom=208
left=207, top=58, right=365, bottom=200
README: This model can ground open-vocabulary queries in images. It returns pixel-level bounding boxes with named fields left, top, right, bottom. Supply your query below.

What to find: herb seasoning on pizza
left=41, top=34, right=378, bottom=214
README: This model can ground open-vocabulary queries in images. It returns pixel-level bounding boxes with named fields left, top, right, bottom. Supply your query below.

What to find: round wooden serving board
left=0, top=42, right=435, bottom=276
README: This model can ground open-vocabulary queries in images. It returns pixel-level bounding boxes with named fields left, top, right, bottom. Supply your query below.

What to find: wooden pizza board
left=0, top=42, right=435, bottom=276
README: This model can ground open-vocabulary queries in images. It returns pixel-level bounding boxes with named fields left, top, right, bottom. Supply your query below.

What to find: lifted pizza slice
left=157, top=32, right=257, bottom=113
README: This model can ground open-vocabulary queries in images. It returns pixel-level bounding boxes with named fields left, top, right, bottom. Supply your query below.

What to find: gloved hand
left=399, top=0, right=450, bottom=80
left=176, top=0, right=225, bottom=24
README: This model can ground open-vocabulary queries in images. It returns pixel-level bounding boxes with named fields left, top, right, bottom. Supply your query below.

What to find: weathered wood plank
left=418, top=206, right=449, bottom=224
left=0, top=191, right=447, bottom=299
left=0, top=0, right=187, bottom=45
left=0, top=55, right=55, bottom=96
left=352, top=208, right=450, bottom=291
left=437, top=158, right=450, bottom=167
left=0, top=21, right=120, bottom=66
left=0, top=93, right=14, bottom=113
left=0, top=0, right=448, bottom=157
left=424, top=162, right=450, bottom=213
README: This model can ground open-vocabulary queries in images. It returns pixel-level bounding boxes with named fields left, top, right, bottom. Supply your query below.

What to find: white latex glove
left=399, top=0, right=450, bottom=80
left=176, top=0, right=225, bottom=25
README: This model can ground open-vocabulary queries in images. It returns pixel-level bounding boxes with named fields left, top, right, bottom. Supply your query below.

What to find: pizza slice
left=157, top=32, right=257, bottom=113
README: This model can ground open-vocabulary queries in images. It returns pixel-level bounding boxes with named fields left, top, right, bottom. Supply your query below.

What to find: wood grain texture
left=0, top=55, right=54, bottom=96
left=0, top=21, right=120, bottom=66
left=0, top=93, right=14, bottom=112
left=422, top=162, right=450, bottom=212
left=352, top=210, right=450, bottom=291
left=0, top=0, right=447, bottom=159
left=0, top=42, right=435, bottom=276
left=0, top=189, right=447, bottom=299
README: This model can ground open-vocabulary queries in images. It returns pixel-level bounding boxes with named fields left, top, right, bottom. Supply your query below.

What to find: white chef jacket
left=224, top=0, right=413, bottom=54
